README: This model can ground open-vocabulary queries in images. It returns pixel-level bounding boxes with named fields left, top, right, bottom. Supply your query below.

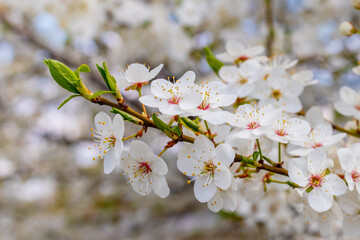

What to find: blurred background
left=0, top=0, right=359, bottom=239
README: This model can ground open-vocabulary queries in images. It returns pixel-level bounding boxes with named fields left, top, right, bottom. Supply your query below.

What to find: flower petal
left=194, top=177, right=217, bottom=202
left=308, top=187, right=333, bottom=212
left=214, top=143, right=235, bottom=167
left=104, top=147, right=116, bottom=174
left=152, top=175, right=170, bottom=198
left=288, top=157, right=309, bottom=187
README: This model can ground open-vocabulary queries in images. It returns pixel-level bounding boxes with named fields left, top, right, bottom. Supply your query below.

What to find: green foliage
left=111, top=108, right=143, bottom=125
left=96, top=62, right=117, bottom=92
left=152, top=114, right=182, bottom=139
left=44, top=59, right=80, bottom=94
left=57, top=94, right=81, bottom=109
left=74, top=64, right=90, bottom=78
left=204, top=46, right=224, bottom=74
left=252, top=151, right=260, bottom=161
left=88, top=90, right=115, bottom=100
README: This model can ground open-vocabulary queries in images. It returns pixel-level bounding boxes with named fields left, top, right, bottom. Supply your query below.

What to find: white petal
left=343, top=215, right=360, bottom=236
left=112, top=114, right=125, bottom=139
left=125, top=63, right=150, bottom=83
left=214, top=143, right=235, bottom=167
left=213, top=166, right=232, bottom=190
left=94, top=111, right=112, bottom=133
left=129, top=140, right=153, bottom=161
left=139, top=95, right=167, bottom=108
left=177, top=144, right=203, bottom=175
left=337, top=148, right=356, bottom=171
left=194, top=177, right=217, bottom=202
left=245, top=46, right=265, bottom=57
left=152, top=175, right=170, bottom=198
left=200, top=109, right=232, bottom=125
left=179, top=92, right=203, bottom=110
left=292, top=70, right=314, bottom=85
left=334, top=101, right=355, bottom=117
left=151, top=79, right=173, bottom=99
left=288, top=157, right=309, bottom=187
left=104, top=147, right=116, bottom=174
left=308, top=188, right=333, bottom=212
left=149, top=155, right=168, bottom=175
left=307, top=149, right=328, bottom=174
left=193, top=135, right=215, bottom=161
left=339, top=86, right=359, bottom=105
left=211, top=94, right=237, bottom=108
left=159, top=104, right=184, bottom=115
left=113, top=140, right=123, bottom=161
left=226, top=40, right=245, bottom=56
left=207, top=192, right=224, bottom=212
left=148, top=64, right=164, bottom=80
left=322, top=174, right=347, bottom=196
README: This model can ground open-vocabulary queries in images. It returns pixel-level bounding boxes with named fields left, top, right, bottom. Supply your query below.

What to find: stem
left=278, top=142, right=281, bottom=164
left=158, top=147, right=168, bottom=157
left=263, top=156, right=277, bottom=167
left=122, top=133, right=138, bottom=141
left=256, top=139, right=263, bottom=160
left=326, top=119, right=360, bottom=138
left=137, top=88, right=148, bottom=117
left=267, top=179, right=301, bottom=188
left=204, top=120, right=210, bottom=134
left=265, top=0, right=275, bottom=56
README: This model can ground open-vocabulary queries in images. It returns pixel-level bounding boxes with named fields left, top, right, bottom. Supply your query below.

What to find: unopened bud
left=351, top=0, right=360, bottom=10
left=339, top=21, right=357, bottom=36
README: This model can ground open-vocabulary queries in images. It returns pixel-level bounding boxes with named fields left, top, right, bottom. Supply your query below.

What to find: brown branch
left=94, top=96, right=289, bottom=176
left=265, top=0, right=275, bottom=56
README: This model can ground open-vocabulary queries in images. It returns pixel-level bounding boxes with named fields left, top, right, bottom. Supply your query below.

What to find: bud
left=351, top=0, right=360, bottom=10
left=339, top=21, right=357, bottom=36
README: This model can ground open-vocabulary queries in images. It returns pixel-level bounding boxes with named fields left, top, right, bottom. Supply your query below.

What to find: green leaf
left=88, top=90, right=115, bottom=100
left=111, top=108, right=143, bottom=125
left=74, top=64, right=90, bottom=78
left=180, top=117, right=204, bottom=134
left=97, top=62, right=117, bottom=92
left=44, top=59, right=80, bottom=93
left=57, top=95, right=81, bottom=109
left=170, top=126, right=182, bottom=137
left=204, top=46, right=224, bottom=74
left=252, top=151, right=260, bottom=161
left=151, top=114, right=171, bottom=132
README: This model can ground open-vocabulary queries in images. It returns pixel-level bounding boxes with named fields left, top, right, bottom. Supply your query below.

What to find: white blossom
left=218, top=60, right=263, bottom=98
left=177, top=135, right=235, bottom=202
left=186, top=81, right=236, bottom=124
left=216, top=40, right=265, bottom=64
left=334, top=86, right=360, bottom=120
left=227, top=103, right=280, bottom=139
left=91, top=112, right=124, bottom=174
left=337, top=144, right=360, bottom=193
left=288, top=150, right=347, bottom=212
left=117, top=63, right=163, bottom=89
left=120, top=140, right=170, bottom=198
left=139, top=71, right=203, bottom=115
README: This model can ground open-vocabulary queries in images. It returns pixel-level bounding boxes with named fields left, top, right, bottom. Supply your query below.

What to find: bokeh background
left=0, top=0, right=360, bottom=239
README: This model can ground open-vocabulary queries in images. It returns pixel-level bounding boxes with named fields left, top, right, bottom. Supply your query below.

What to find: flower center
left=355, top=104, right=360, bottom=111
left=203, top=160, right=217, bottom=175
left=351, top=170, right=360, bottom=182
left=271, top=89, right=282, bottom=100
left=275, top=129, right=287, bottom=136
left=138, top=161, right=152, bottom=175
left=238, top=77, right=248, bottom=85
left=235, top=55, right=249, bottom=64
left=197, top=100, right=210, bottom=110
left=312, top=143, right=323, bottom=149
left=247, top=121, right=260, bottom=129
left=309, top=174, right=323, bottom=188
left=168, top=95, right=181, bottom=104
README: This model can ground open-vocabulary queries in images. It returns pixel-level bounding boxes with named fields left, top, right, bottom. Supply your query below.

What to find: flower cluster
left=47, top=37, right=360, bottom=237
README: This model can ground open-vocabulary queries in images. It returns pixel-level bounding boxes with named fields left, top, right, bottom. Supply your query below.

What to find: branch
left=93, top=96, right=289, bottom=176
left=264, top=0, right=275, bottom=56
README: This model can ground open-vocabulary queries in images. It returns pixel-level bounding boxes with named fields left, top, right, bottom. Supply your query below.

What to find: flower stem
left=158, top=147, right=168, bottom=157
left=137, top=88, right=148, bottom=118
left=278, top=142, right=281, bottom=164
left=122, top=133, right=138, bottom=141
left=256, top=139, right=263, bottom=161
